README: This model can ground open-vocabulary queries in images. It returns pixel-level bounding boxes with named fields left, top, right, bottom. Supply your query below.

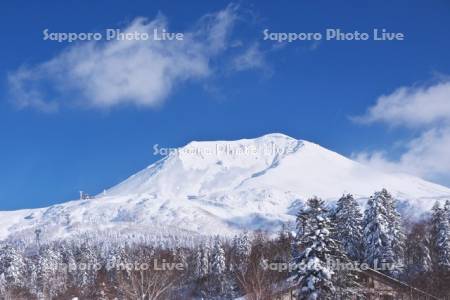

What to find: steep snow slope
left=1, top=133, right=449, bottom=241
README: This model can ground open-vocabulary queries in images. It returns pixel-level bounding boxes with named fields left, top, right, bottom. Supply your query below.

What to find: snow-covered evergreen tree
left=35, top=245, right=67, bottom=299
left=431, top=202, right=450, bottom=270
left=381, top=189, right=406, bottom=275
left=418, top=239, right=432, bottom=273
left=333, top=194, right=363, bottom=261
left=233, top=232, right=251, bottom=260
left=0, top=245, right=26, bottom=290
left=363, top=189, right=405, bottom=276
left=445, top=200, right=450, bottom=224
left=445, top=200, right=450, bottom=214
left=211, top=238, right=226, bottom=276
left=195, top=242, right=210, bottom=278
left=194, top=247, right=203, bottom=278
left=293, top=197, right=356, bottom=300
left=363, top=191, right=391, bottom=267
left=0, top=273, right=6, bottom=296
left=231, top=232, right=252, bottom=274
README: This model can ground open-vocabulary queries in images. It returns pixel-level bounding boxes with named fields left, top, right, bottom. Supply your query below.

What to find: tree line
left=0, top=189, right=449, bottom=299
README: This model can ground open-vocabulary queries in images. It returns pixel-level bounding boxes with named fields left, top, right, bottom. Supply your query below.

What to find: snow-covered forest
left=1, top=189, right=449, bottom=299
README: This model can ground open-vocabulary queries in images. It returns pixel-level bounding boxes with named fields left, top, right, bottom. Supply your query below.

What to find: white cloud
left=8, top=4, right=265, bottom=111
left=231, top=43, right=267, bottom=72
left=353, top=80, right=450, bottom=186
left=355, top=127, right=450, bottom=181
left=8, top=66, right=59, bottom=112
left=354, top=80, right=450, bottom=127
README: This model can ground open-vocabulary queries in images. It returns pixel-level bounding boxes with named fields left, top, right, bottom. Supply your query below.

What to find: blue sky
left=1, top=0, right=450, bottom=210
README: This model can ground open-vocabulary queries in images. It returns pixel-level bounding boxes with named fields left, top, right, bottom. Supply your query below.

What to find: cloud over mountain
left=354, top=79, right=450, bottom=186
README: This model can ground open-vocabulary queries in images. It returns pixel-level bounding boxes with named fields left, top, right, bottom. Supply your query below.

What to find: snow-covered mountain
left=1, top=133, right=449, bottom=242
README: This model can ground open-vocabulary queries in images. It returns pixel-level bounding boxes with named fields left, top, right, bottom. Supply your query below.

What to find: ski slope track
left=1, top=133, right=449, bottom=242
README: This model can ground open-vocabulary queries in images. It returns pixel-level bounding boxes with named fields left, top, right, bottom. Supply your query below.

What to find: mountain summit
left=1, top=133, right=449, bottom=241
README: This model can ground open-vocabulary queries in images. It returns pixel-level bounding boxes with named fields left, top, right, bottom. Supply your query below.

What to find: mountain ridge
left=1, top=133, right=449, bottom=241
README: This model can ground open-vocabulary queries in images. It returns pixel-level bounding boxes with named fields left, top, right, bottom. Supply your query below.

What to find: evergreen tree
left=233, top=232, right=252, bottom=261
left=418, top=239, right=432, bottom=273
left=211, top=238, right=226, bottom=276
left=380, top=189, right=406, bottom=274
left=293, top=197, right=357, bottom=300
left=445, top=200, right=450, bottom=223
left=0, top=273, right=6, bottom=296
left=0, top=245, right=26, bottom=290
left=333, top=194, right=363, bottom=261
left=231, top=232, right=251, bottom=274
left=362, top=191, right=392, bottom=268
left=194, top=246, right=203, bottom=278
left=33, top=245, right=66, bottom=298
left=196, top=242, right=210, bottom=278
left=362, top=189, right=405, bottom=276
left=431, top=202, right=450, bottom=270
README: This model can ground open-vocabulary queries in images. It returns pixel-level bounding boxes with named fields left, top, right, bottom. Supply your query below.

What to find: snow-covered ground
left=1, top=133, right=449, bottom=241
